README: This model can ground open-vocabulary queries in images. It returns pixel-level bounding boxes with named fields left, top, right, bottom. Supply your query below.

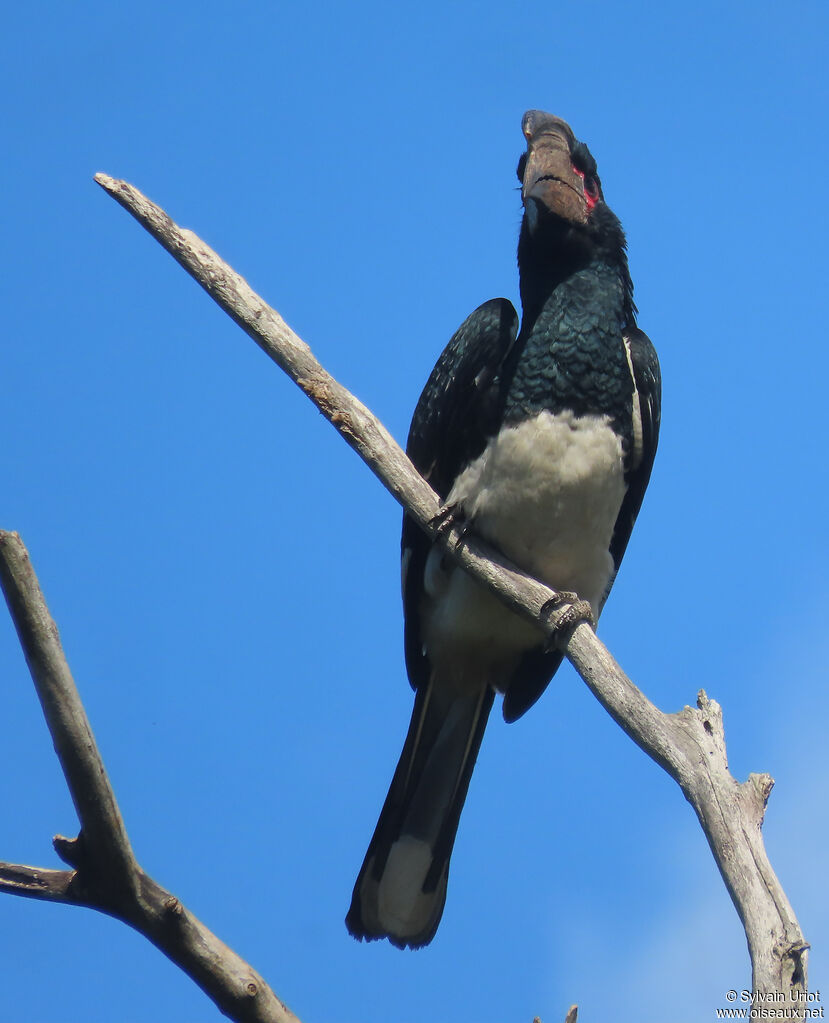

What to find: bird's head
left=515, top=110, right=633, bottom=323
left=517, top=110, right=603, bottom=235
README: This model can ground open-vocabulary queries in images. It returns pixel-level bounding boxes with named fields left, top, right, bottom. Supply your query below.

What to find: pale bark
left=0, top=531, right=301, bottom=1023
left=0, top=174, right=808, bottom=1020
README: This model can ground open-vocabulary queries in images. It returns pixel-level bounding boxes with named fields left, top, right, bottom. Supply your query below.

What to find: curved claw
left=541, top=591, right=595, bottom=650
left=429, top=504, right=469, bottom=549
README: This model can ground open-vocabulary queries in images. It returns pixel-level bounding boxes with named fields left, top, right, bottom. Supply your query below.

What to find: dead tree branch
left=92, top=171, right=808, bottom=1004
left=0, top=531, right=302, bottom=1023
left=0, top=174, right=807, bottom=1019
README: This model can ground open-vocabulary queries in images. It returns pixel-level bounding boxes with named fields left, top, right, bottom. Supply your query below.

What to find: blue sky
left=2, top=1, right=827, bottom=1020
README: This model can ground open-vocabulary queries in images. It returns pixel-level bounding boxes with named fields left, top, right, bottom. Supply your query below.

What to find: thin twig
left=0, top=861, right=77, bottom=903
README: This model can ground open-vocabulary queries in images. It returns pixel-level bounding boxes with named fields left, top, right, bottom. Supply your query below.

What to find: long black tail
left=346, top=678, right=494, bottom=949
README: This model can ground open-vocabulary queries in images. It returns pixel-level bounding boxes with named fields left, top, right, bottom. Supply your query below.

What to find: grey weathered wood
left=91, top=174, right=590, bottom=644
left=0, top=531, right=302, bottom=1023
left=92, top=172, right=808, bottom=1007
left=0, top=173, right=808, bottom=1020
left=0, top=531, right=139, bottom=890
left=565, top=626, right=807, bottom=996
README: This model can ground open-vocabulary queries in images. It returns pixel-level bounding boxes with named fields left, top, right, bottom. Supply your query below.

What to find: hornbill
left=346, top=110, right=661, bottom=949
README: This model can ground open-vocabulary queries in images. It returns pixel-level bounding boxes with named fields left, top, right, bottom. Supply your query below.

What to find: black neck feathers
left=517, top=203, right=636, bottom=333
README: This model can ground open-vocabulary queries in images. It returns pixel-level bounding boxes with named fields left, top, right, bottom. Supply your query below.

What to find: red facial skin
left=571, top=164, right=599, bottom=212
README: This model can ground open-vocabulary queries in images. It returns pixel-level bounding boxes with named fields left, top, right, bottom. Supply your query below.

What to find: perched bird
left=346, top=111, right=661, bottom=949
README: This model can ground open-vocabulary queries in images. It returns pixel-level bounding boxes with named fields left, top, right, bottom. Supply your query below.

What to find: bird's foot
left=429, top=503, right=470, bottom=549
left=541, top=591, right=595, bottom=650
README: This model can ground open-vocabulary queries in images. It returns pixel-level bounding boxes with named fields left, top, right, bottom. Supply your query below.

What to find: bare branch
left=0, top=530, right=138, bottom=889
left=0, top=530, right=302, bottom=1023
left=91, top=173, right=583, bottom=645
left=565, top=629, right=807, bottom=996
left=1, top=176, right=803, bottom=1017
left=123, top=873, right=302, bottom=1023
left=92, top=174, right=807, bottom=1010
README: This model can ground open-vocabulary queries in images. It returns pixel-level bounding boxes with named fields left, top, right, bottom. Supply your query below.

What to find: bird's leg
left=541, top=591, right=595, bottom=650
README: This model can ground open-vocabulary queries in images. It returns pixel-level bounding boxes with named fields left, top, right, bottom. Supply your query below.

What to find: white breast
left=421, top=410, right=626, bottom=688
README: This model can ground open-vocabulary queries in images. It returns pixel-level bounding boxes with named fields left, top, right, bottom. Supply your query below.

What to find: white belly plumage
left=421, top=410, right=626, bottom=687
